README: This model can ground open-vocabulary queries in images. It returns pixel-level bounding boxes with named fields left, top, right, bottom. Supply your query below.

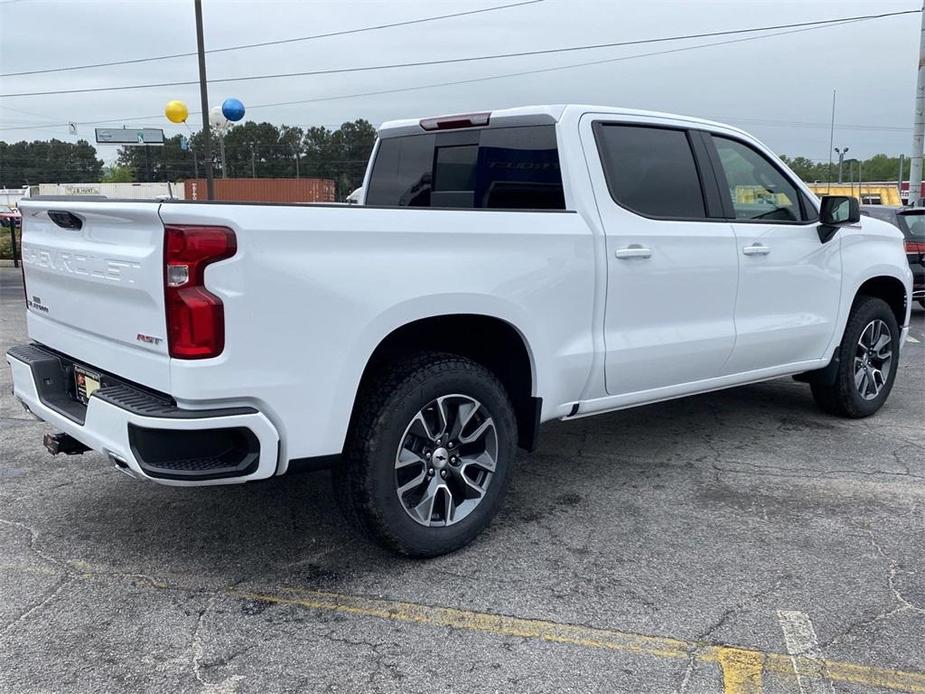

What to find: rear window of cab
left=365, top=125, right=566, bottom=210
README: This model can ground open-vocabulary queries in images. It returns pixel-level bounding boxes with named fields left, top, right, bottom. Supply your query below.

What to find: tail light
left=905, top=239, right=925, bottom=255
left=164, top=225, right=236, bottom=359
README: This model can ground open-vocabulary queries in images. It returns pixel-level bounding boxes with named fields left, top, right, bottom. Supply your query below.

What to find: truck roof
left=377, top=104, right=747, bottom=138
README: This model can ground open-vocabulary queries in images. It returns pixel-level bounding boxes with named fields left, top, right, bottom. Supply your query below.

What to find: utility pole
left=194, top=0, right=215, bottom=200
left=859, top=159, right=864, bottom=202
left=249, top=143, right=256, bottom=178
left=219, top=134, right=227, bottom=178
left=908, top=0, right=925, bottom=207
left=898, top=154, right=905, bottom=200
left=834, top=147, right=848, bottom=184
left=291, top=144, right=300, bottom=178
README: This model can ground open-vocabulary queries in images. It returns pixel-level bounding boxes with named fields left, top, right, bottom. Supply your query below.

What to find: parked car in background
left=862, top=205, right=925, bottom=308
left=7, top=105, right=914, bottom=557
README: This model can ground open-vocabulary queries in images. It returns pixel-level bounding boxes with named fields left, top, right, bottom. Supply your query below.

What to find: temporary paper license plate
left=74, top=365, right=101, bottom=405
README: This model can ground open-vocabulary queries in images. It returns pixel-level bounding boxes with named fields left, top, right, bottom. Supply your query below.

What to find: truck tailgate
left=18, top=200, right=171, bottom=391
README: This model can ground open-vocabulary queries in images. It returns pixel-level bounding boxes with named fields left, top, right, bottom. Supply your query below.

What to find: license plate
left=74, top=365, right=101, bottom=405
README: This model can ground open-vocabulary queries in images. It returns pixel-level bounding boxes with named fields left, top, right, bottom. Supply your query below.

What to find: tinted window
left=899, top=211, right=925, bottom=239
left=712, top=137, right=802, bottom=222
left=365, top=134, right=435, bottom=207
left=365, top=125, right=565, bottom=209
left=594, top=124, right=706, bottom=219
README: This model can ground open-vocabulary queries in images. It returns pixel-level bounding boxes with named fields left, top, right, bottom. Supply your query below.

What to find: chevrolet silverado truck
left=7, top=105, right=913, bottom=557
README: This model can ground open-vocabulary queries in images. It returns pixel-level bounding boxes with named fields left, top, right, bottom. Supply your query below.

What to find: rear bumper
left=6, top=343, right=280, bottom=486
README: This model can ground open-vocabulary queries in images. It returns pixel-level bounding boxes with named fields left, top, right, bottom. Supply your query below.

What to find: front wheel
left=810, top=296, right=900, bottom=418
left=333, top=353, right=517, bottom=557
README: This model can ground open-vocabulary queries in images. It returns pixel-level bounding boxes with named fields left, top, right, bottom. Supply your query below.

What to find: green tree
left=220, top=121, right=287, bottom=178
left=102, top=164, right=135, bottom=182
left=0, top=139, right=103, bottom=187
left=779, top=153, right=904, bottom=184
left=301, top=119, right=376, bottom=197
left=115, top=134, right=202, bottom=181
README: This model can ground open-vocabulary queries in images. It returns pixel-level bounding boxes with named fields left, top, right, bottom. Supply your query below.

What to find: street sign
left=94, top=127, right=165, bottom=146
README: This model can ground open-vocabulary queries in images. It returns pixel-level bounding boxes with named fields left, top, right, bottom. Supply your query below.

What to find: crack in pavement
left=674, top=575, right=790, bottom=693
left=821, top=527, right=925, bottom=651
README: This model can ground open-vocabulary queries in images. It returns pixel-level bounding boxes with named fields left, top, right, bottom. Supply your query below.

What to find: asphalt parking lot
left=1, top=265, right=923, bottom=694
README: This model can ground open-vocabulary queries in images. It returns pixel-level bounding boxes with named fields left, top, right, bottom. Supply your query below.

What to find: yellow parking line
left=231, top=588, right=925, bottom=694
left=711, top=647, right=764, bottom=694
left=8, top=560, right=923, bottom=693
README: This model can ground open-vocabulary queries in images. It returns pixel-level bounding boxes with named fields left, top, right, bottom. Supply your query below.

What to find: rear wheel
left=810, top=296, right=900, bottom=418
left=333, top=353, right=517, bottom=557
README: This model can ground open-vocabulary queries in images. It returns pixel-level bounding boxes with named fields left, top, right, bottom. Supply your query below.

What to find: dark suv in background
left=861, top=206, right=925, bottom=308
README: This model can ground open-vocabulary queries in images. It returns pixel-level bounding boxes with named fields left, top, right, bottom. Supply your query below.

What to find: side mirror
left=817, top=195, right=860, bottom=242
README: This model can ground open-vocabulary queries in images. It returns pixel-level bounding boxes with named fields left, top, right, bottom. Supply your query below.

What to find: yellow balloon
left=164, top=100, right=188, bottom=124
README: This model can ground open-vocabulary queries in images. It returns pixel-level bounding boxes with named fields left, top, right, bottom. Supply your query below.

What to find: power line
left=0, top=13, right=912, bottom=137
left=0, top=0, right=546, bottom=78
left=1, top=9, right=918, bottom=99
left=0, top=21, right=907, bottom=140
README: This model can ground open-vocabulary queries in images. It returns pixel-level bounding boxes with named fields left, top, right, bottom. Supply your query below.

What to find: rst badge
left=136, top=333, right=163, bottom=346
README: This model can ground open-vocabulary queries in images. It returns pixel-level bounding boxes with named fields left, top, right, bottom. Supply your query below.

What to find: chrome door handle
left=615, top=245, right=652, bottom=259
left=743, top=243, right=771, bottom=256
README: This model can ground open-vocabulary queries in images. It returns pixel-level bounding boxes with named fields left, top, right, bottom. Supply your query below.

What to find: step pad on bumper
left=7, top=343, right=257, bottom=422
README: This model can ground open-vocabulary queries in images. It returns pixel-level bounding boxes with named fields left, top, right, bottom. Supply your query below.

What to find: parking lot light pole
left=908, top=0, right=925, bottom=207
left=835, top=147, right=848, bottom=184
left=194, top=0, right=215, bottom=201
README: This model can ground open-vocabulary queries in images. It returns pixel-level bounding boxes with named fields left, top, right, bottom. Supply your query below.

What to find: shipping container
left=182, top=178, right=336, bottom=203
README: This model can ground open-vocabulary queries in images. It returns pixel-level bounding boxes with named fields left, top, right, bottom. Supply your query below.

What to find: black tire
left=810, top=296, right=900, bottom=418
left=333, top=352, right=517, bottom=557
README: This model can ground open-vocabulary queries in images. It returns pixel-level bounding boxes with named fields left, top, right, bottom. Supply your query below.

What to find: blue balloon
left=221, top=98, right=245, bottom=122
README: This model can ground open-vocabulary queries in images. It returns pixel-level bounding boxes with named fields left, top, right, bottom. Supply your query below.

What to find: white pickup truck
left=8, top=105, right=913, bottom=557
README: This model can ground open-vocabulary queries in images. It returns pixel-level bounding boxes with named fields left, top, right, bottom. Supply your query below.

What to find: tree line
left=0, top=123, right=912, bottom=200
left=0, top=139, right=103, bottom=188
left=112, top=119, right=376, bottom=198
left=778, top=154, right=906, bottom=185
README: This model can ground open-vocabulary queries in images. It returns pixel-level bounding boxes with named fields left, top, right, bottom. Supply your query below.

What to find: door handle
left=615, top=245, right=652, bottom=259
left=742, top=243, right=771, bottom=256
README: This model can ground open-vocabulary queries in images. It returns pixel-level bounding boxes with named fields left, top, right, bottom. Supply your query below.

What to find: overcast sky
left=0, top=0, right=918, bottom=165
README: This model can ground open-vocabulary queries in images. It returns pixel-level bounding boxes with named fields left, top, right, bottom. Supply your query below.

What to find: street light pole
left=908, top=0, right=925, bottom=206
left=194, top=0, right=215, bottom=201
left=834, top=147, right=848, bottom=184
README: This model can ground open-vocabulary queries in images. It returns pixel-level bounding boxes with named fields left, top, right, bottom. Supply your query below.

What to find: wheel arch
left=351, top=313, right=541, bottom=451
left=853, top=274, right=908, bottom=327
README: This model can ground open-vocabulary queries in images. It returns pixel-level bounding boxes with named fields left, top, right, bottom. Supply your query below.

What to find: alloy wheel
left=854, top=319, right=893, bottom=401
left=394, top=394, right=498, bottom=527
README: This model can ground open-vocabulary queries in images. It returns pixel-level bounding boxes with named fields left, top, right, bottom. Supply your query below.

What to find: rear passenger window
left=365, top=125, right=565, bottom=209
left=711, top=136, right=803, bottom=222
left=594, top=124, right=706, bottom=219
left=365, top=134, right=436, bottom=207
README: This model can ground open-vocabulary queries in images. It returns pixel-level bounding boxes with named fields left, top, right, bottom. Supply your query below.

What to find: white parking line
left=777, top=610, right=834, bottom=694
left=907, top=335, right=921, bottom=343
